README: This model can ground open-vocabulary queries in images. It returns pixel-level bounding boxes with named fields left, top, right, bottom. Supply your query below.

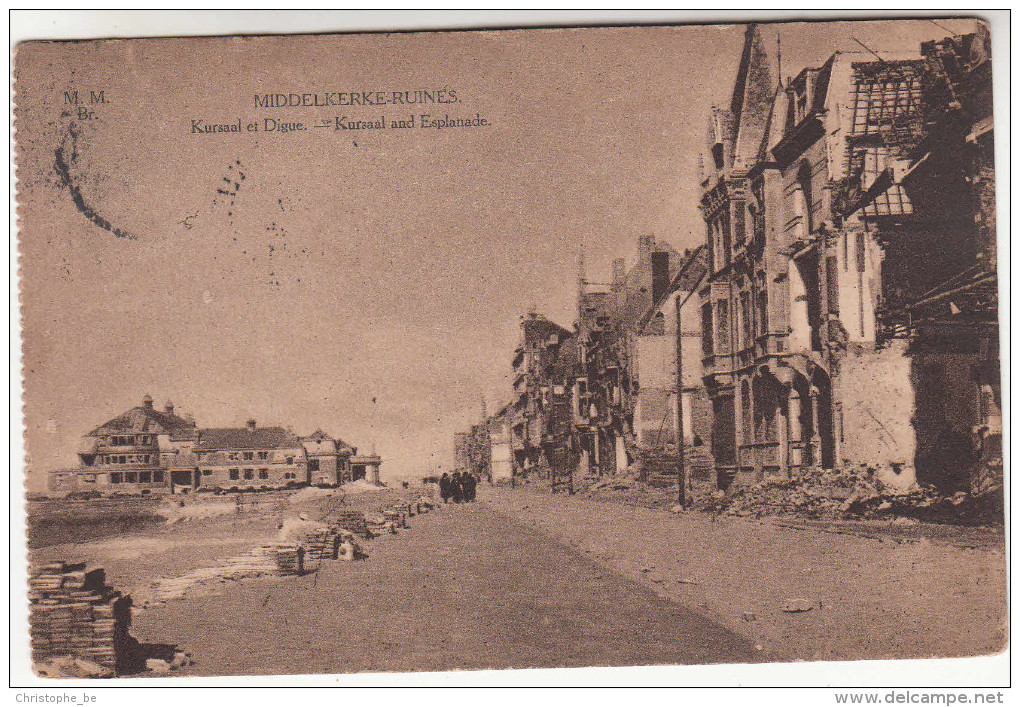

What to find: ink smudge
left=53, top=125, right=136, bottom=240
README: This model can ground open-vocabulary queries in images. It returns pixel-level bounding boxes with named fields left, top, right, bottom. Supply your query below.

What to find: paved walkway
left=483, top=486, right=1007, bottom=663
left=131, top=501, right=758, bottom=676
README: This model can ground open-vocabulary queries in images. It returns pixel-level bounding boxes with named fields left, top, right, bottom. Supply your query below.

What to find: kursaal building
left=49, top=394, right=382, bottom=495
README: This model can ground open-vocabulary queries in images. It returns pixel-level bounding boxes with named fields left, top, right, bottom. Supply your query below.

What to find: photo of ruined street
left=14, top=15, right=1004, bottom=682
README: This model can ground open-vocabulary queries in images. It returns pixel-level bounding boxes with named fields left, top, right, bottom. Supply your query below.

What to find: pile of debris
left=587, top=476, right=637, bottom=492
left=697, top=465, right=1004, bottom=524
left=29, top=563, right=132, bottom=676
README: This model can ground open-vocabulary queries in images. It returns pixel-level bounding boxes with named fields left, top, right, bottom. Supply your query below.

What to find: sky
left=15, top=18, right=981, bottom=485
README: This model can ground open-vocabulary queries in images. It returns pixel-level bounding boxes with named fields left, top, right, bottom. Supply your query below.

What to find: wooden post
left=676, top=295, right=687, bottom=507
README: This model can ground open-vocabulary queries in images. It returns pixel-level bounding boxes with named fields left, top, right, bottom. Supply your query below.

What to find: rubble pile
left=698, top=466, right=1004, bottom=524
left=29, top=562, right=132, bottom=675
left=588, top=476, right=637, bottom=492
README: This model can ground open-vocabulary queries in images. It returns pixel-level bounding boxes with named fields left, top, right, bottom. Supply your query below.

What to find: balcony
left=753, top=333, right=787, bottom=359
left=97, top=443, right=159, bottom=453
left=101, top=458, right=160, bottom=469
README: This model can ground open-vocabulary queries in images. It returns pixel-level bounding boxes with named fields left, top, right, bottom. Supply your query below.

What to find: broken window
left=308, top=459, right=320, bottom=472
left=153, top=471, right=164, bottom=482
left=125, top=472, right=137, bottom=483
left=793, top=166, right=811, bottom=238
left=711, top=142, right=724, bottom=170
left=110, top=473, right=122, bottom=484
left=243, top=469, right=254, bottom=480
left=139, top=471, right=151, bottom=483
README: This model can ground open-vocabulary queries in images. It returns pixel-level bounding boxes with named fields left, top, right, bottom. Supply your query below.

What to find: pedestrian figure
left=439, top=472, right=452, bottom=503
left=451, top=471, right=464, bottom=503
left=463, top=472, right=477, bottom=502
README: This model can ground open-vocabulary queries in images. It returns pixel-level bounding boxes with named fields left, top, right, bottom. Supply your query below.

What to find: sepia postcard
left=12, top=11, right=1007, bottom=689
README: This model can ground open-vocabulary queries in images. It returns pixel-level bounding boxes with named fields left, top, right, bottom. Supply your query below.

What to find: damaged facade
left=631, top=245, right=715, bottom=486
left=509, top=312, right=575, bottom=487
left=699, top=24, right=998, bottom=494
left=49, top=395, right=380, bottom=495
left=452, top=25, right=997, bottom=503
left=573, top=236, right=684, bottom=481
left=455, top=237, right=707, bottom=489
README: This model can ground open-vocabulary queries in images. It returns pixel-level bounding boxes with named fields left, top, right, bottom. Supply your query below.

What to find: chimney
left=165, top=400, right=175, bottom=414
left=142, top=394, right=154, bottom=410
left=651, top=251, right=671, bottom=305
left=246, top=418, right=257, bottom=431
left=638, top=235, right=655, bottom=259
left=612, top=258, right=626, bottom=285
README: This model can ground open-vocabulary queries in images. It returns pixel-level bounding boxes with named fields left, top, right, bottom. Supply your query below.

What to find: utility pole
left=673, top=269, right=707, bottom=507
left=676, top=296, right=687, bottom=508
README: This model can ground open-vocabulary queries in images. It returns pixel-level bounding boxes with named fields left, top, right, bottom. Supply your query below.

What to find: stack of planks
left=334, top=510, right=370, bottom=538
left=267, top=543, right=304, bottom=575
left=29, top=562, right=132, bottom=674
left=301, top=528, right=341, bottom=561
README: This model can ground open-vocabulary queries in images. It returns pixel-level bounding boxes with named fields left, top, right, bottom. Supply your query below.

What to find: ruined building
left=834, top=27, right=999, bottom=493
left=699, top=24, right=998, bottom=494
left=509, top=312, right=576, bottom=488
left=630, top=245, right=715, bottom=486
left=487, top=402, right=514, bottom=483
left=453, top=237, right=688, bottom=489
left=573, top=236, right=683, bottom=480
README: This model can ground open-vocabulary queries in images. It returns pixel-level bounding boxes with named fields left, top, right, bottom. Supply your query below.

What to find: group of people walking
left=439, top=471, right=477, bottom=503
